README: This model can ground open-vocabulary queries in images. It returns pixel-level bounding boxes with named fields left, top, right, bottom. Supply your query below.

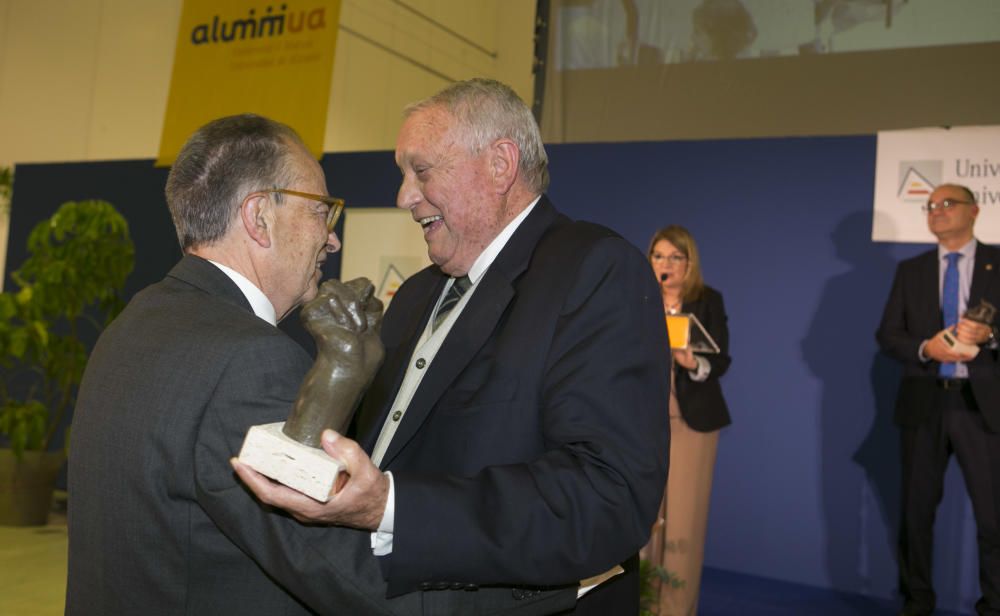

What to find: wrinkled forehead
left=285, top=140, right=325, bottom=184
left=395, top=106, right=463, bottom=162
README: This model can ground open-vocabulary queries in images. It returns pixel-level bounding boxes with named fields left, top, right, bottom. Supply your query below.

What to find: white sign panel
left=340, top=208, right=431, bottom=308
left=873, top=126, right=1000, bottom=244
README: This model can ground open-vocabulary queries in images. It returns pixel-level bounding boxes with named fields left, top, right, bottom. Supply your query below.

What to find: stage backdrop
left=4, top=136, right=984, bottom=612
left=874, top=125, right=1000, bottom=243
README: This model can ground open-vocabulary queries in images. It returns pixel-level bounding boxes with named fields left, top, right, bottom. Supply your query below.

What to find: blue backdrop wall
left=5, top=136, right=980, bottom=611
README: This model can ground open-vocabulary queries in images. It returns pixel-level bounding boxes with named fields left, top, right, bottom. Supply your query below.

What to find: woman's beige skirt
left=640, top=411, right=720, bottom=616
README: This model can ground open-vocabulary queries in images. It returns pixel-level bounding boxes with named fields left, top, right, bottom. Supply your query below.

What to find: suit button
left=433, top=582, right=450, bottom=590
left=415, top=358, right=426, bottom=369
left=512, top=589, right=524, bottom=600
left=464, top=583, right=478, bottom=591
left=418, top=582, right=432, bottom=590
left=392, top=410, right=402, bottom=421
left=449, top=582, right=464, bottom=590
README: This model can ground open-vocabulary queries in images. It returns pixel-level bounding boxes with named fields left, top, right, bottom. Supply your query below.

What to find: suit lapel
left=379, top=198, right=562, bottom=468
left=970, top=242, right=999, bottom=307
left=168, top=254, right=254, bottom=313
left=917, top=249, right=942, bottom=330
left=358, top=273, right=445, bottom=452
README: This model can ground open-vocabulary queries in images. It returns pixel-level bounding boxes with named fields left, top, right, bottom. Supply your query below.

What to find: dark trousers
left=899, top=385, right=1000, bottom=615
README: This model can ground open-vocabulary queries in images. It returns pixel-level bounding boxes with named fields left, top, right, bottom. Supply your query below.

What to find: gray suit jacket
left=67, top=255, right=570, bottom=616
left=67, top=255, right=417, bottom=615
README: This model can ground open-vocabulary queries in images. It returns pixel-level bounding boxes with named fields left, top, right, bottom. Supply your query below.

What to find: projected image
left=555, top=0, right=1000, bottom=69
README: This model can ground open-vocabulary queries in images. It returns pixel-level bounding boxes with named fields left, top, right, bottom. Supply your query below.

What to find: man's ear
left=241, top=192, right=273, bottom=248
left=490, top=139, right=520, bottom=194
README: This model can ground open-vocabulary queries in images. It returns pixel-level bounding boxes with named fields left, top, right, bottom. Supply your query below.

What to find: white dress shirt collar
left=207, top=260, right=277, bottom=326
left=464, top=196, right=540, bottom=284
left=937, top=237, right=977, bottom=261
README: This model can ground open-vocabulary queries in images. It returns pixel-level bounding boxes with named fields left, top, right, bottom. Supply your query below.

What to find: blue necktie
left=939, top=252, right=962, bottom=377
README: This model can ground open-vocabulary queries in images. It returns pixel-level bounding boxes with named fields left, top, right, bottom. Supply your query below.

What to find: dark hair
left=648, top=225, right=705, bottom=302
left=404, top=78, right=550, bottom=193
left=165, top=114, right=304, bottom=250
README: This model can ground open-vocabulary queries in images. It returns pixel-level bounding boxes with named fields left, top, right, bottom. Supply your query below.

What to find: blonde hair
left=647, top=225, right=705, bottom=302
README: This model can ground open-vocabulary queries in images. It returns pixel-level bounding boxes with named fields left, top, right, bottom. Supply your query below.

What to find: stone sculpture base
left=238, top=422, right=343, bottom=502
left=941, top=330, right=981, bottom=359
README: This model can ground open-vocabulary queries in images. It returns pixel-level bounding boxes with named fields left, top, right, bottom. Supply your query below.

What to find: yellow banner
left=157, top=0, right=341, bottom=166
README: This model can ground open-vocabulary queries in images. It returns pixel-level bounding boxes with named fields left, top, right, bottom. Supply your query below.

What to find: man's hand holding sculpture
left=234, top=277, right=387, bottom=510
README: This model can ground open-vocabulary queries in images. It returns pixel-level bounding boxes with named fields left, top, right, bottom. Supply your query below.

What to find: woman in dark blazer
left=641, top=224, right=732, bottom=616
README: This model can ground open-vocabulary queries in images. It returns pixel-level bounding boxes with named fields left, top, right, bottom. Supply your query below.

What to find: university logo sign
left=897, top=160, right=940, bottom=202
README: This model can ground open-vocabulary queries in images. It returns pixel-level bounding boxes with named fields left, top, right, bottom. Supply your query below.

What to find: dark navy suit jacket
left=876, top=242, right=1000, bottom=431
left=356, top=197, right=672, bottom=605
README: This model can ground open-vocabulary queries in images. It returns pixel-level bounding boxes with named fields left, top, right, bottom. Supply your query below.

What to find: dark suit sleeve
left=388, top=237, right=671, bottom=590
left=695, top=288, right=731, bottom=378
left=192, top=333, right=419, bottom=616
left=876, top=262, right=926, bottom=363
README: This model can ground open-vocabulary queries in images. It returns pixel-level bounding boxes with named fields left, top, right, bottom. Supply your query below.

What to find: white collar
left=938, top=238, right=977, bottom=260
left=465, top=196, right=541, bottom=284
left=207, top=260, right=277, bottom=326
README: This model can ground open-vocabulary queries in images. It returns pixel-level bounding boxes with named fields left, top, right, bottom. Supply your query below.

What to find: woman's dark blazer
left=676, top=285, right=732, bottom=432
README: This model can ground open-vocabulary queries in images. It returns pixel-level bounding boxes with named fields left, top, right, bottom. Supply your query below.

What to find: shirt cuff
left=370, top=471, right=395, bottom=556
left=918, top=340, right=930, bottom=362
left=688, top=355, right=711, bottom=382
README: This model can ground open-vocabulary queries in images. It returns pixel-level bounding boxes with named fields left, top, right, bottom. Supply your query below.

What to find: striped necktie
left=433, top=276, right=472, bottom=332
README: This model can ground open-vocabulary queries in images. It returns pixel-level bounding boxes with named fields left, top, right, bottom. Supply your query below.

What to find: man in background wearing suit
left=67, top=114, right=423, bottom=615
left=236, top=78, right=671, bottom=614
left=877, top=183, right=1000, bottom=616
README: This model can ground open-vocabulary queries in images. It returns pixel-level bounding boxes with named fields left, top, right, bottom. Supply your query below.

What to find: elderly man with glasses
left=67, top=114, right=426, bottom=615
left=877, top=183, right=1000, bottom=616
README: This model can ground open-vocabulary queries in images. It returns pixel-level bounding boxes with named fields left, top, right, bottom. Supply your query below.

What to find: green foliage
left=639, top=559, right=686, bottom=616
left=0, top=166, right=11, bottom=214
left=0, top=200, right=134, bottom=458
left=0, top=399, right=47, bottom=453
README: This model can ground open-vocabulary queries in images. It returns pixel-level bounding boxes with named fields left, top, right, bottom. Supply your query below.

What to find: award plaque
left=940, top=299, right=997, bottom=359
left=665, top=313, right=720, bottom=354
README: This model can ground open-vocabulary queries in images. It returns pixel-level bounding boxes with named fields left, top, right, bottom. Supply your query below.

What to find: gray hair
left=405, top=78, right=549, bottom=193
left=165, top=114, right=303, bottom=250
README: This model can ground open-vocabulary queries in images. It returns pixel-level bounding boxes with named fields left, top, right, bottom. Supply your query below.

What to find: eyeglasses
left=651, top=254, right=688, bottom=265
left=263, top=188, right=345, bottom=232
left=923, top=198, right=972, bottom=213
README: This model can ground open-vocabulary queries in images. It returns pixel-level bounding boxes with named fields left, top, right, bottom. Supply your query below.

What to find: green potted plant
left=0, top=196, right=134, bottom=525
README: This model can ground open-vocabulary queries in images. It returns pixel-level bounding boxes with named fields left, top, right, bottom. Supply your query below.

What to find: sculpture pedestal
left=238, top=422, right=343, bottom=502
left=942, top=330, right=981, bottom=359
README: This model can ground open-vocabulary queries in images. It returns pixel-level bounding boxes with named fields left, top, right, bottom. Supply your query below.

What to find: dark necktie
left=433, top=275, right=471, bottom=332
left=940, top=252, right=962, bottom=377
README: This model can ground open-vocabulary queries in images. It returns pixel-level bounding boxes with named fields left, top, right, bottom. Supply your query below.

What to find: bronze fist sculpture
left=284, top=278, right=385, bottom=446
left=237, top=277, right=384, bottom=502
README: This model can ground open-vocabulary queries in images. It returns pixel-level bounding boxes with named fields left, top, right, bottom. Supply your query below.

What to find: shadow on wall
left=801, top=211, right=902, bottom=606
